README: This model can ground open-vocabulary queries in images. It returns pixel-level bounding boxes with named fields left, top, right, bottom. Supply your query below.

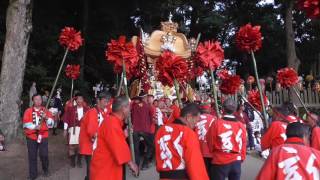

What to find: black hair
left=112, top=96, right=129, bottom=112
left=286, top=122, right=310, bottom=139
left=254, top=131, right=260, bottom=136
left=74, top=92, right=83, bottom=98
left=32, top=94, right=42, bottom=100
left=223, top=98, right=237, bottom=114
left=283, top=101, right=297, bottom=116
left=97, top=92, right=111, bottom=101
left=180, top=103, right=200, bottom=118
left=109, top=88, right=117, bottom=98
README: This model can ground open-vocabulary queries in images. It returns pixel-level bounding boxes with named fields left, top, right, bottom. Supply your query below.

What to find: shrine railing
left=265, top=87, right=320, bottom=108
left=212, top=87, right=320, bottom=109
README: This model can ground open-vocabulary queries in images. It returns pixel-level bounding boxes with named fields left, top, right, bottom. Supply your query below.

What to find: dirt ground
left=0, top=129, right=263, bottom=180
left=0, top=129, right=69, bottom=180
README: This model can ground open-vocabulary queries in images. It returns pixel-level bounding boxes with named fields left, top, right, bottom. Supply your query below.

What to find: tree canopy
left=0, top=0, right=319, bottom=100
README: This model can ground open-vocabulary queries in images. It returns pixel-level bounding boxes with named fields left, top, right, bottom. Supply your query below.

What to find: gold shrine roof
left=142, top=19, right=192, bottom=59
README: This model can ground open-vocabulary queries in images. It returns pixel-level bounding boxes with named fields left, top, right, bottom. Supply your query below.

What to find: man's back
left=261, top=120, right=288, bottom=151
left=207, top=116, right=247, bottom=165
left=195, top=114, right=216, bottom=158
left=91, top=114, right=131, bottom=180
left=79, top=108, right=99, bottom=155
left=131, top=101, right=152, bottom=133
left=155, top=121, right=209, bottom=180
left=257, top=138, right=320, bottom=180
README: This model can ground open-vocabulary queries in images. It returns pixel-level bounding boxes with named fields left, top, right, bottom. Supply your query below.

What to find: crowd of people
left=20, top=86, right=320, bottom=180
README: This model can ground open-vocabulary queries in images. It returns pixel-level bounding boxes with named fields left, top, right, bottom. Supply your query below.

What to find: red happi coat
left=311, top=127, right=320, bottom=151
left=286, top=115, right=303, bottom=123
left=64, top=97, right=89, bottom=113
left=155, top=120, right=209, bottom=180
left=150, top=105, right=157, bottom=133
left=23, top=107, right=54, bottom=140
left=195, top=114, right=216, bottom=158
left=257, top=137, right=320, bottom=180
left=261, top=121, right=288, bottom=151
left=105, top=98, right=113, bottom=114
left=79, top=107, right=107, bottom=155
left=206, top=115, right=247, bottom=165
left=165, top=105, right=181, bottom=124
left=90, top=114, right=131, bottom=180
left=63, top=106, right=89, bottom=128
left=234, top=111, right=250, bottom=125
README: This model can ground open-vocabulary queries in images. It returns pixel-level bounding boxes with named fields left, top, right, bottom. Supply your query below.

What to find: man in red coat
left=155, top=103, right=209, bottom=180
left=195, top=104, right=216, bottom=179
left=261, top=107, right=294, bottom=151
left=131, top=93, right=154, bottom=170
left=166, top=98, right=181, bottom=124
left=23, top=94, right=54, bottom=180
left=63, top=93, right=89, bottom=168
left=90, top=96, right=138, bottom=180
left=79, top=92, right=110, bottom=180
left=305, top=113, right=320, bottom=151
left=257, top=122, right=320, bottom=180
left=206, top=98, right=247, bottom=180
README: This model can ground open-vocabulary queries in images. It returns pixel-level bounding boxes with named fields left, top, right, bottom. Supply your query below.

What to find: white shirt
left=156, top=108, right=164, bottom=126
left=77, top=107, right=84, bottom=121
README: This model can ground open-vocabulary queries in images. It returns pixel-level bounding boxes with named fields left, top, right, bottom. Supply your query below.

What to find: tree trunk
left=285, top=0, right=300, bottom=71
left=0, top=0, right=33, bottom=140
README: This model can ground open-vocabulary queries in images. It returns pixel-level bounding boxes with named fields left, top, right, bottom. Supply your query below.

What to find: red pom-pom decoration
left=196, top=40, right=224, bottom=71
left=65, top=64, right=80, bottom=80
left=236, top=23, right=262, bottom=53
left=219, top=74, right=241, bottom=95
left=106, top=36, right=139, bottom=79
left=217, top=69, right=230, bottom=80
left=59, top=27, right=83, bottom=51
left=156, top=51, right=188, bottom=87
left=298, top=0, right=320, bottom=19
left=248, top=90, right=268, bottom=112
left=276, top=67, right=299, bottom=88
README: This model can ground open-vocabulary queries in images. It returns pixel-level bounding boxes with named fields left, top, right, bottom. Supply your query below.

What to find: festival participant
left=147, top=94, right=157, bottom=133
left=154, top=99, right=164, bottom=129
left=234, top=102, right=250, bottom=126
left=64, top=90, right=88, bottom=113
left=206, top=98, right=247, bottom=180
left=243, top=103, right=255, bottom=151
left=261, top=106, right=291, bottom=151
left=305, top=113, right=320, bottom=151
left=131, top=92, right=154, bottom=170
left=104, top=88, right=116, bottom=113
left=22, top=94, right=54, bottom=180
left=282, top=101, right=301, bottom=123
left=90, top=96, right=139, bottom=180
left=159, top=98, right=170, bottom=123
left=155, top=103, right=209, bottom=180
left=195, top=103, right=216, bottom=179
left=166, top=98, right=180, bottom=124
left=41, top=90, right=49, bottom=106
left=49, top=89, right=63, bottom=135
left=79, top=92, right=110, bottom=180
left=257, top=122, right=320, bottom=179
left=162, top=97, right=173, bottom=116
left=63, top=93, right=89, bottom=168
